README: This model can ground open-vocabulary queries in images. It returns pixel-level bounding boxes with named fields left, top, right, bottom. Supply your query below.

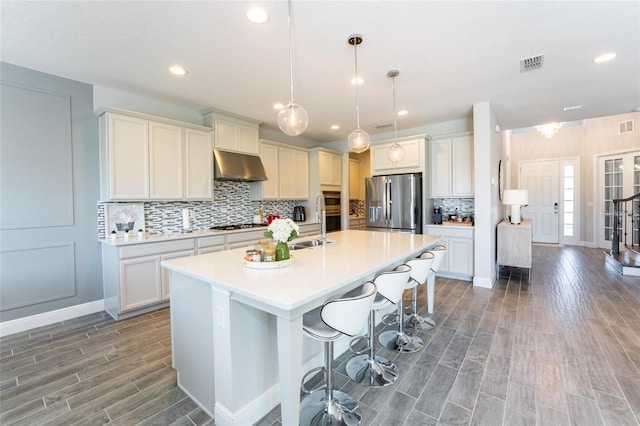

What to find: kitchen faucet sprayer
left=315, top=192, right=327, bottom=245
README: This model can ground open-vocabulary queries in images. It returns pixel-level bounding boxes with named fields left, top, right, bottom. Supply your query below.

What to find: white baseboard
left=0, top=299, right=105, bottom=337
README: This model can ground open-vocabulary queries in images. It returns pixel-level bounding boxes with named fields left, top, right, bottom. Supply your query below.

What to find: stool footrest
left=348, top=335, right=370, bottom=355
left=381, top=313, right=399, bottom=326
left=300, top=366, right=326, bottom=395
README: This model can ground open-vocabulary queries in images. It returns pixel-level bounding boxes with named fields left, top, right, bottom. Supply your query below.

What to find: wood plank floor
left=1, top=245, right=639, bottom=425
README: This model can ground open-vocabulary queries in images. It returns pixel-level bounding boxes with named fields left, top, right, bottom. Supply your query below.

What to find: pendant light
left=387, top=70, right=405, bottom=164
left=277, top=0, right=308, bottom=136
left=347, top=34, right=370, bottom=153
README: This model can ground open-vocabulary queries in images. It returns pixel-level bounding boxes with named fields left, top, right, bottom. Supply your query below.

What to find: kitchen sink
left=288, top=238, right=333, bottom=250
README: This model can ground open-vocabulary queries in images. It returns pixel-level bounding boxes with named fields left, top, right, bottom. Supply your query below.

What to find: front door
left=597, top=151, right=640, bottom=250
left=520, top=160, right=559, bottom=243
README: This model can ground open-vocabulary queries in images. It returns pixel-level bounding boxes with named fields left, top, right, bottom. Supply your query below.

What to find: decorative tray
left=242, top=257, right=293, bottom=269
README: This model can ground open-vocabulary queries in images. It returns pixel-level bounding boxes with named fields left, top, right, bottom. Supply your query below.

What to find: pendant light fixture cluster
left=386, top=70, right=405, bottom=163
left=278, top=0, right=308, bottom=136
left=347, top=34, right=371, bottom=153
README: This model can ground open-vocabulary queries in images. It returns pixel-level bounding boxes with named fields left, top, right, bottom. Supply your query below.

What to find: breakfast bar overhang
left=162, top=230, right=443, bottom=426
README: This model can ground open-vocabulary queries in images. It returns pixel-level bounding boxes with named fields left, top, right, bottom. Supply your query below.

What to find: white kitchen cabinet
left=226, top=229, right=267, bottom=250
left=320, top=150, right=342, bottom=186
left=149, top=121, right=183, bottom=199
left=161, top=250, right=195, bottom=300
left=103, top=113, right=150, bottom=200
left=252, top=143, right=279, bottom=199
left=298, top=223, right=322, bottom=237
left=370, top=138, right=423, bottom=175
left=99, top=109, right=213, bottom=201
left=280, top=147, right=309, bottom=199
left=201, top=108, right=260, bottom=155
left=425, top=225, right=474, bottom=281
left=349, top=159, right=363, bottom=200
left=250, top=141, right=308, bottom=200
left=349, top=217, right=366, bottom=230
left=429, top=135, right=474, bottom=197
left=184, top=128, right=214, bottom=199
left=102, top=238, right=195, bottom=319
left=197, top=235, right=226, bottom=255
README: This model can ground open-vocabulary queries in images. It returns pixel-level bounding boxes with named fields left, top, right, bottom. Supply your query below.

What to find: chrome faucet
left=315, top=192, right=327, bottom=245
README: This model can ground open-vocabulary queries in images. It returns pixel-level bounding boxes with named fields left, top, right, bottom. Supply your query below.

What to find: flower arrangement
left=264, top=218, right=299, bottom=243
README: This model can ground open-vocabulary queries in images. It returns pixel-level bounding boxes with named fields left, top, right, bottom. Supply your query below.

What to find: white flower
left=265, top=218, right=299, bottom=243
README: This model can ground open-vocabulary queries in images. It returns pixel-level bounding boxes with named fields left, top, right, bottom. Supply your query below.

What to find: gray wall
left=1, top=62, right=102, bottom=322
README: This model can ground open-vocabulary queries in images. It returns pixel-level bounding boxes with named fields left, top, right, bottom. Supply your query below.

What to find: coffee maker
left=433, top=207, right=443, bottom=224
left=293, top=206, right=306, bottom=222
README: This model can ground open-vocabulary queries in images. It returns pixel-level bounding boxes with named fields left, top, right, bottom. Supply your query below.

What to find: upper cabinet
left=370, top=137, right=424, bottom=176
left=429, top=134, right=474, bottom=198
left=250, top=140, right=309, bottom=200
left=319, top=150, right=342, bottom=186
left=349, top=159, right=363, bottom=200
left=98, top=109, right=213, bottom=201
left=201, top=108, right=260, bottom=155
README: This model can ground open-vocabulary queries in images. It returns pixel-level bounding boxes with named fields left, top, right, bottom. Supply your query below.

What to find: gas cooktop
left=209, top=223, right=267, bottom=231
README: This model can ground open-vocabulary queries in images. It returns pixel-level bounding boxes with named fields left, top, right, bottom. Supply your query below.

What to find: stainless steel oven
left=323, top=191, right=341, bottom=232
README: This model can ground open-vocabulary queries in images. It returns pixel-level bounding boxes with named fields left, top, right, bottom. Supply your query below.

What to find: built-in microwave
left=323, top=191, right=341, bottom=232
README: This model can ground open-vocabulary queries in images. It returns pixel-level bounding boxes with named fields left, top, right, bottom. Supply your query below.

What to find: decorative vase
left=276, top=241, right=290, bottom=261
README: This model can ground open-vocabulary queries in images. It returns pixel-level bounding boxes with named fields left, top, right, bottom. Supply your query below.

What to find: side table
left=497, top=219, right=532, bottom=276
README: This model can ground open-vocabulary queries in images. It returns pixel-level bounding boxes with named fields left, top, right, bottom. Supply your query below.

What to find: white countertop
left=162, top=230, right=443, bottom=314
left=99, top=220, right=319, bottom=246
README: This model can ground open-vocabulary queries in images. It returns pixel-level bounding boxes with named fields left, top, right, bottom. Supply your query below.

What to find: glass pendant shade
left=278, top=102, right=309, bottom=136
left=387, top=142, right=405, bottom=163
left=348, top=128, right=371, bottom=153
left=347, top=34, right=369, bottom=153
left=386, top=70, right=404, bottom=163
left=278, top=0, right=307, bottom=136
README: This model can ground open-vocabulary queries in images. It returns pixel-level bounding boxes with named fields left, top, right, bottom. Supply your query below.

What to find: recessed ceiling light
left=169, top=65, right=187, bottom=76
left=273, top=103, right=284, bottom=110
left=563, top=104, right=584, bottom=112
left=351, top=77, right=364, bottom=85
left=246, top=7, right=269, bottom=24
left=593, top=52, right=616, bottom=63
left=397, top=110, right=408, bottom=116
left=331, top=125, right=340, bottom=130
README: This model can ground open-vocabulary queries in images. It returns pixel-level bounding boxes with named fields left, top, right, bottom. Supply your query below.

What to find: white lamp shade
left=502, top=189, right=528, bottom=206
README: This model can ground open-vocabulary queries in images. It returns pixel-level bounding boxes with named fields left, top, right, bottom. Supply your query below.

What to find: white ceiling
left=2, top=1, right=639, bottom=143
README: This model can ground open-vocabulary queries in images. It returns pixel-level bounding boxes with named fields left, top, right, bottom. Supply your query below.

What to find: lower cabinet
left=349, top=217, right=366, bottom=230
left=425, top=225, right=474, bottom=281
left=102, top=223, right=324, bottom=320
left=102, top=239, right=194, bottom=320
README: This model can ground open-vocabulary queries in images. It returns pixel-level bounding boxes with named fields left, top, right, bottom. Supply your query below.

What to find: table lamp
left=503, top=189, right=528, bottom=224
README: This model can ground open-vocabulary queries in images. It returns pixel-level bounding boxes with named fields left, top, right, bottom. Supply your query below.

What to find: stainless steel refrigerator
left=366, top=173, right=422, bottom=233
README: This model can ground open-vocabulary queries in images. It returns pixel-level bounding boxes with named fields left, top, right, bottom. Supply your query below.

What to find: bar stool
left=300, top=282, right=377, bottom=426
left=406, top=244, right=447, bottom=329
left=345, top=264, right=412, bottom=388
left=378, top=261, right=423, bottom=353
left=403, top=252, right=436, bottom=331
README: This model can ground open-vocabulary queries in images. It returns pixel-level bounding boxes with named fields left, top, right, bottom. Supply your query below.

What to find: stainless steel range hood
left=213, top=149, right=267, bottom=182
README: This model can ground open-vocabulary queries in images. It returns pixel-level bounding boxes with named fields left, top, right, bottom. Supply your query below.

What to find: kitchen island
left=162, top=230, right=443, bottom=426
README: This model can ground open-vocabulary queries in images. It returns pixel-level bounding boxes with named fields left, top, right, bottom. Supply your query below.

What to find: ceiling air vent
left=619, top=120, right=634, bottom=134
left=520, top=54, right=544, bottom=73
left=374, top=122, right=393, bottom=129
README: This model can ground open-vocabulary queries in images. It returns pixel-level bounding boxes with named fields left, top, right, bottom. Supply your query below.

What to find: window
left=563, top=165, right=574, bottom=237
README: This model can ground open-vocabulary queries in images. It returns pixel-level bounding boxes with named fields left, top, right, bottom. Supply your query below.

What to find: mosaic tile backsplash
left=98, top=181, right=302, bottom=238
left=432, top=198, right=475, bottom=217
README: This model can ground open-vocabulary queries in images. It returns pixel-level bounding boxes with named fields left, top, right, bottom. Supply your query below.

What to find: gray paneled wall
left=0, top=62, right=102, bottom=322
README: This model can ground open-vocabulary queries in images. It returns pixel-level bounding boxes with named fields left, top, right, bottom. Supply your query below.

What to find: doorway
left=596, top=151, right=640, bottom=250
left=519, top=158, right=581, bottom=244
